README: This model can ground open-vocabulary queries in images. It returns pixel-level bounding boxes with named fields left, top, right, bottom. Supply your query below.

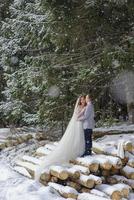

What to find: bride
left=35, top=96, right=86, bottom=180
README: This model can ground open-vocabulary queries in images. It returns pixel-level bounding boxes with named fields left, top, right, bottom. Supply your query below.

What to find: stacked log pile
left=13, top=138, right=134, bottom=199
left=0, top=128, right=48, bottom=150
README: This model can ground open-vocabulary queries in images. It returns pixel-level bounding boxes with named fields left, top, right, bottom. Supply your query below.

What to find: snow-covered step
left=15, top=160, right=51, bottom=182
left=15, top=160, right=37, bottom=176
left=71, top=165, right=90, bottom=175
left=21, top=155, right=41, bottom=165
left=74, top=156, right=99, bottom=173
left=45, top=144, right=56, bottom=151
left=14, top=166, right=32, bottom=178
left=93, top=141, right=117, bottom=156
left=36, top=146, right=52, bottom=156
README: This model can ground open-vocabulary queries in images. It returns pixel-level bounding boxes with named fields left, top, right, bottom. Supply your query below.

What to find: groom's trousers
left=84, top=129, right=92, bottom=155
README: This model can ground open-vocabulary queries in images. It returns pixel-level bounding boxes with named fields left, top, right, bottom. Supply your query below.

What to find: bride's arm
left=77, top=107, right=86, bottom=118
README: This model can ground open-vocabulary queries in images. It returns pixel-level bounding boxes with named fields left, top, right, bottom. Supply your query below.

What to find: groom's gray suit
left=78, top=102, right=95, bottom=155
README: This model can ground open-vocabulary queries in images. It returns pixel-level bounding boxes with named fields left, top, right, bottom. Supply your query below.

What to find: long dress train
left=35, top=98, right=85, bottom=180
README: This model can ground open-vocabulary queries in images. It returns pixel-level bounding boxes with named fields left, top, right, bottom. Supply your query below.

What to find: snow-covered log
left=121, top=165, right=134, bottom=179
left=67, top=181, right=81, bottom=191
left=78, top=192, right=110, bottom=200
left=113, top=183, right=131, bottom=198
left=36, top=146, right=52, bottom=156
left=50, top=166, right=69, bottom=180
left=67, top=167, right=80, bottom=179
left=74, top=156, right=99, bottom=173
left=77, top=174, right=95, bottom=189
left=95, top=184, right=122, bottom=200
left=48, top=182, right=78, bottom=199
left=109, top=175, right=134, bottom=189
left=123, top=141, right=133, bottom=152
left=90, top=189, right=110, bottom=199
left=70, top=165, right=90, bottom=175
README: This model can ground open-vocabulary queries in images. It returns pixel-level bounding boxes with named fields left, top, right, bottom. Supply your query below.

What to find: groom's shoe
left=85, top=150, right=92, bottom=156
left=81, top=153, right=85, bottom=157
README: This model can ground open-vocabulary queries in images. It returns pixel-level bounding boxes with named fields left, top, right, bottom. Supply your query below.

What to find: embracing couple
left=35, top=94, right=95, bottom=180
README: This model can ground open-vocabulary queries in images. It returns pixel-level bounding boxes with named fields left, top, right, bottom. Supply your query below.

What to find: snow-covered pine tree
left=0, top=0, right=50, bottom=126
left=40, top=0, right=134, bottom=124
left=0, top=0, right=134, bottom=129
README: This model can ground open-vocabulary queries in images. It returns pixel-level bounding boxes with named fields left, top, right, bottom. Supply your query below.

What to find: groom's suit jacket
left=79, top=102, right=95, bottom=129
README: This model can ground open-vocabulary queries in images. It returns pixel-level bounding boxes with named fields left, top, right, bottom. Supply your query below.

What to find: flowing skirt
left=35, top=115, right=85, bottom=180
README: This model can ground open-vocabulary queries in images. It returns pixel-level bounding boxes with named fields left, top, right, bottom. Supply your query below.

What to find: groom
left=78, top=94, right=95, bottom=156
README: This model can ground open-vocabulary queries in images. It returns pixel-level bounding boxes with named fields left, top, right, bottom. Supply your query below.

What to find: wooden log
left=5, top=140, right=13, bottom=147
left=50, top=176, right=58, bottom=183
left=123, top=141, right=133, bottom=152
left=15, top=160, right=50, bottom=181
left=113, top=183, right=131, bottom=198
left=107, top=176, right=118, bottom=185
left=17, top=137, right=24, bottom=144
left=80, top=188, right=90, bottom=193
left=14, top=166, right=32, bottom=178
left=121, top=165, right=134, bottom=179
left=21, top=155, right=41, bottom=165
left=67, top=181, right=81, bottom=191
left=121, top=157, right=128, bottom=166
left=50, top=166, right=69, bottom=180
left=93, top=142, right=117, bottom=156
left=78, top=174, right=95, bottom=189
left=22, top=135, right=29, bottom=142
left=127, top=159, right=134, bottom=168
left=110, top=166, right=120, bottom=175
left=100, top=162, right=112, bottom=170
left=108, top=156, right=122, bottom=169
left=48, top=182, right=78, bottom=199
left=27, top=134, right=33, bottom=140
left=101, top=170, right=110, bottom=177
left=110, top=175, right=134, bottom=189
left=15, top=160, right=36, bottom=177
left=78, top=193, right=110, bottom=200
left=12, top=140, right=19, bottom=146
left=40, top=170, right=51, bottom=182
left=71, top=165, right=90, bottom=175
left=67, top=167, right=80, bottom=180
left=93, top=155, right=112, bottom=170
left=101, top=176, right=106, bottom=184
left=125, top=151, right=134, bottom=159
left=90, top=189, right=110, bottom=199
left=0, top=143, right=6, bottom=149
left=74, top=157, right=99, bottom=173
left=125, top=151, right=134, bottom=167
left=88, top=174, right=102, bottom=185
left=95, top=184, right=122, bottom=200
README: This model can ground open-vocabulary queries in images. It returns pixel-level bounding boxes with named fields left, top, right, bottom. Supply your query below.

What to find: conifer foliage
left=0, top=0, right=134, bottom=127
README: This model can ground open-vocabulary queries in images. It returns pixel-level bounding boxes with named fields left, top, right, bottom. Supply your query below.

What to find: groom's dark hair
left=87, top=94, right=92, bottom=100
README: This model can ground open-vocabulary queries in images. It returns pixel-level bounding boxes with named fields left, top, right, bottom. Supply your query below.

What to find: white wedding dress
left=35, top=98, right=85, bottom=180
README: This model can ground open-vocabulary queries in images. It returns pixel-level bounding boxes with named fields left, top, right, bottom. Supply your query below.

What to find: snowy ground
left=0, top=125, right=134, bottom=200
left=0, top=162, right=65, bottom=200
left=94, top=124, right=134, bottom=133
left=0, top=139, right=65, bottom=200
left=96, top=133, right=134, bottom=144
